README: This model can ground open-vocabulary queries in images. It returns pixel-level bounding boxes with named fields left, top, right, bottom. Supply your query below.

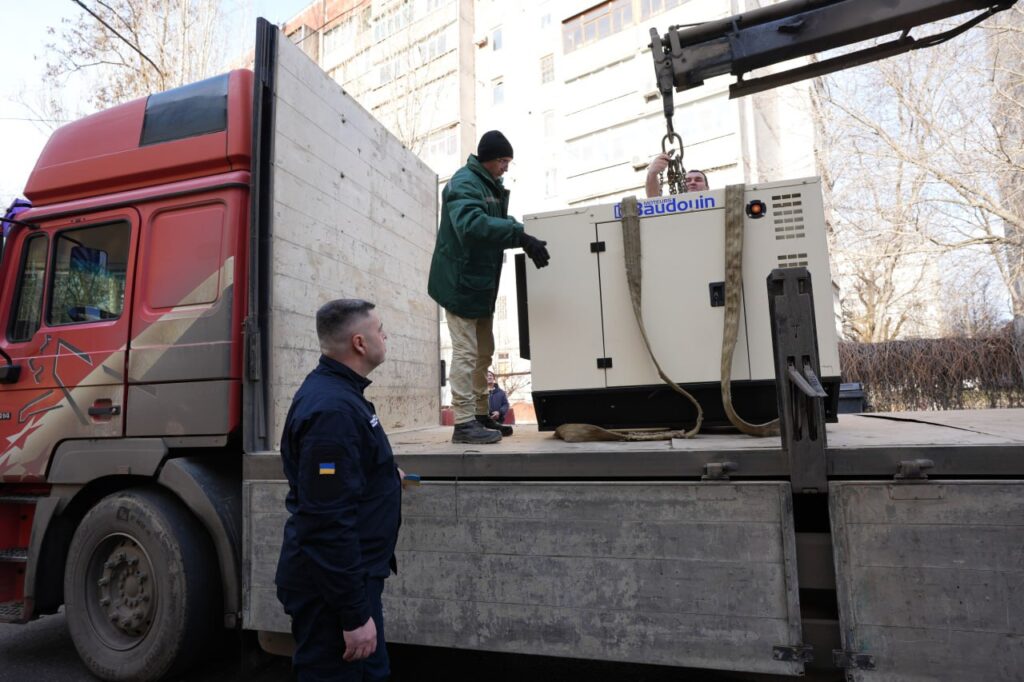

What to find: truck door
left=0, top=209, right=138, bottom=482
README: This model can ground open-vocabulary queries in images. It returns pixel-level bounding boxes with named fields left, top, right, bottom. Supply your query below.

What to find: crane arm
left=650, top=0, right=1017, bottom=122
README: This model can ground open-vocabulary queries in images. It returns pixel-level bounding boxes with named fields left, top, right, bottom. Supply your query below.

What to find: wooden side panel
left=269, top=35, right=439, bottom=445
left=830, top=481, right=1024, bottom=681
left=244, top=480, right=805, bottom=675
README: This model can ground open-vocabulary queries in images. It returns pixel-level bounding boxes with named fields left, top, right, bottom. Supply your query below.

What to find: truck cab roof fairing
left=25, top=70, right=253, bottom=207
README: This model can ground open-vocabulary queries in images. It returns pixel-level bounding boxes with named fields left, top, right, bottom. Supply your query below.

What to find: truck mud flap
left=830, top=481, right=1024, bottom=681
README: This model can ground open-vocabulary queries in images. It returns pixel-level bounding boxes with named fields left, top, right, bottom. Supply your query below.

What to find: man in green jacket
left=428, top=131, right=550, bottom=444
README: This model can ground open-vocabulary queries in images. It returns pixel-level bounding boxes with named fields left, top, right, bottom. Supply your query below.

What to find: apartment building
left=282, top=0, right=477, bottom=178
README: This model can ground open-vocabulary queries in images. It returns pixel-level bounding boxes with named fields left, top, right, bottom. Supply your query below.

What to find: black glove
left=519, top=232, right=550, bottom=268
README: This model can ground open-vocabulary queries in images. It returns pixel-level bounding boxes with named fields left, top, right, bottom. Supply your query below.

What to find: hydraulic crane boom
left=651, top=0, right=1017, bottom=120
left=647, top=0, right=1016, bottom=191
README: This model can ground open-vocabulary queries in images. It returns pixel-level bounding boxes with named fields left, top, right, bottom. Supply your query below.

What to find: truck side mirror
left=0, top=363, right=20, bottom=384
left=0, top=349, right=20, bottom=384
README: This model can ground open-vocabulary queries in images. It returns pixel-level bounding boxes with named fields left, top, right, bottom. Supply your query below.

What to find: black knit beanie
left=477, top=130, right=514, bottom=162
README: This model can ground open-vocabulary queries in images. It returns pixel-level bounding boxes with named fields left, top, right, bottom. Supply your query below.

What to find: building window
left=562, top=0, right=634, bottom=54
left=544, top=168, right=557, bottom=197
left=493, top=79, right=504, bottom=105
left=374, top=3, right=415, bottom=42
left=641, top=0, right=684, bottom=20
left=540, top=13, right=551, bottom=29
left=496, top=296, right=507, bottom=320
left=543, top=110, right=555, bottom=138
left=323, top=17, right=357, bottom=55
left=492, top=27, right=503, bottom=50
left=540, top=54, right=554, bottom=84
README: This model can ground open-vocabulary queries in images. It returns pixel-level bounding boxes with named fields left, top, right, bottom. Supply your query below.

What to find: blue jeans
left=278, top=578, right=389, bottom=681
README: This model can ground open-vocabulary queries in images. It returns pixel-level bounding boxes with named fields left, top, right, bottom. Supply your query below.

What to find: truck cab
left=0, top=70, right=255, bottom=679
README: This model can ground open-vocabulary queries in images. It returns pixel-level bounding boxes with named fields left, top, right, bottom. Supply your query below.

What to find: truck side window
left=9, top=234, right=49, bottom=342
left=48, top=222, right=129, bottom=326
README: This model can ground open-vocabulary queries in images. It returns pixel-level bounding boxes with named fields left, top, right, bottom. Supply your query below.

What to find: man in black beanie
left=428, top=131, right=550, bottom=444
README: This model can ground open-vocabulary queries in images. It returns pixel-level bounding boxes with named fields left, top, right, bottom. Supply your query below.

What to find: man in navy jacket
left=276, top=299, right=402, bottom=681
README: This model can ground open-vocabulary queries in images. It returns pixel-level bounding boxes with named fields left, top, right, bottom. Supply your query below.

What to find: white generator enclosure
left=517, top=177, right=840, bottom=430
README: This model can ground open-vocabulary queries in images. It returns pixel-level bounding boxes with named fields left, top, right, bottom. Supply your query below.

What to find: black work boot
left=452, top=419, right=502, bottom=444
left=476, top=415, right=513, bottom=437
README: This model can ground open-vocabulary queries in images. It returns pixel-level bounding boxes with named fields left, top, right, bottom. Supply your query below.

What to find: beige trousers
left=446, top=310, right=495, bottom=424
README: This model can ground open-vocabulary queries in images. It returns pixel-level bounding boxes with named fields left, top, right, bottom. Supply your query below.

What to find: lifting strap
left=554, top=195, right=703, bottom=443
left=721, top=183, right=779, bottom=437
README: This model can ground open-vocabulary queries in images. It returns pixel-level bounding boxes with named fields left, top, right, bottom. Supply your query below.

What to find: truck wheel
left=64, top=487, right=220, bottom=681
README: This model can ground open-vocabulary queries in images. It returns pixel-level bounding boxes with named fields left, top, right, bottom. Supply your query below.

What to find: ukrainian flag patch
left=318, top=462, right=336, bottom=475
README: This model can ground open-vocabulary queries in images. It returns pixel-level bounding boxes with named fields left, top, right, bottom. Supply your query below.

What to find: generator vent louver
left=771, top=193, right=805, bottom=240
left=777, top=252, right=808, bottom=269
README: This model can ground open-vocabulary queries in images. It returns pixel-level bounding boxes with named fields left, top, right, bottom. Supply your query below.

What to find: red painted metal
left=0, top=69, right=254, bottom=483
left=24, top=70, right=252, bottom=207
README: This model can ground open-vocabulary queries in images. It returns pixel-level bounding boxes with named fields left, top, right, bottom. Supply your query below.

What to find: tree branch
left=71, top=0, right=163, bottom=77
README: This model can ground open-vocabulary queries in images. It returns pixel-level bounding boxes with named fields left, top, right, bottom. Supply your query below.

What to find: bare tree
left=814, top=8, right=1024, bottom=352
left=497, top=372, right=530, bottom=403
left=45, top=0, right=225, bottom=112
left=814, top=68, right=936, bottom=341
left=357, top=4, right=451, bottom=157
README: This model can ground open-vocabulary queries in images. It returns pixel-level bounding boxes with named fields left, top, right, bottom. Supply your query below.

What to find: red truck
left=0, top=19, right=440, bottom=680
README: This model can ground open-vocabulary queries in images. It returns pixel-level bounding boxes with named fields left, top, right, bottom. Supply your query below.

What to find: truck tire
left=64, top=487, right=220, bottom=681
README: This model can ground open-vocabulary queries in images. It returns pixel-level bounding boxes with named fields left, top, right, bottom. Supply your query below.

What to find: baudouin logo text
left=613, top=195, right=716, bottom=219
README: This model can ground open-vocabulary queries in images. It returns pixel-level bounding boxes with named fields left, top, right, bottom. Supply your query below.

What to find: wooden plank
left=831, top=481, right=1024, bottom=681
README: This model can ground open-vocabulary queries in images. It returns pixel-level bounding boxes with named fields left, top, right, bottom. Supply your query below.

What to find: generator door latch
left=709, top=281, right=725, bottom=307
left=596, top=357, right=613, bottom=369
left=590, top=241, right=606, bottom=253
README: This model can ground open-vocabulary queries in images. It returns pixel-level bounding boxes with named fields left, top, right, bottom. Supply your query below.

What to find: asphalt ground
left=0, top=613, right=835, bottom=682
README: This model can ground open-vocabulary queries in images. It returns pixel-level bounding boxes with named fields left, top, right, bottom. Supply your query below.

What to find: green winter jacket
left=427, top=155, right=524, bottom=318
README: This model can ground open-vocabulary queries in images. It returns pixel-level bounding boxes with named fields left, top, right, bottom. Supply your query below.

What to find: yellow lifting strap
left=721, top=183, right=779, bottom=437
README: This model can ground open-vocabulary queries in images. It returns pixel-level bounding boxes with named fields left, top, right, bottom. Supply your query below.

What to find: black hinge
left=590, top=241, right=606, bottom=253
left=596, top=357, right=613, bottom=369
left=244, top=317, right=262, bottom=381
left=895, top=458, right=933, bottom=480
left=833, top=650, right=875, bottom=670
left=773, top=644, right=813, bottom=664
left=702, top=461, right=738, bottom=481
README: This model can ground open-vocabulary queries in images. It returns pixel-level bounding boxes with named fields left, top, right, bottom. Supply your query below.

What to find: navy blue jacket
left=488, top=385, right=509, bottom=423
left=275, top=356, right=401, bottom=630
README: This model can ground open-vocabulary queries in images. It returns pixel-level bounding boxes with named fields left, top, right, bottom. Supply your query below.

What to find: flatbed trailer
left=244, top=409, right=1024, bottom=680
